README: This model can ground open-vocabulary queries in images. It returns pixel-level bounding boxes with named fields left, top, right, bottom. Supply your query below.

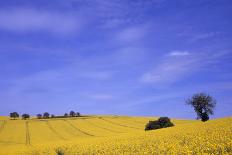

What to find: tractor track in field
left=115, top=118, right=147, bottom=126
left=0, top=121, right=6, bottom=134
left=123, top=118, right=148, bottom=124
left=25, top=121, right=31, bottom=145
left=98, top=117, right=141, bottom=130
left=0, top=141, right=25, bottom=145
left=83, top=119, right=124, bottom=133
left=46, top=121, right=66, bottom=140
left=64, top=120, right=94, bottom=137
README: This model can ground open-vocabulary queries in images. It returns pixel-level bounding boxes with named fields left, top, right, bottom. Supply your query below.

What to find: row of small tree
left=10, top=112, right=30, bottom=120
left=36, top=111, right=81, bottom=119
left=9, top=111, right=81, bottom=120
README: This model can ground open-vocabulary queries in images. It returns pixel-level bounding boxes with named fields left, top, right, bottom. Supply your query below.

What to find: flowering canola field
left=0, top=116, right=231, bottom=155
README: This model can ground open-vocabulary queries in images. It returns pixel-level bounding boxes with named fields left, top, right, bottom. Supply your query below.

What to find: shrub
left=55, top=148, right=64, bottom=155
left=145, top=117, right=174, bottom=131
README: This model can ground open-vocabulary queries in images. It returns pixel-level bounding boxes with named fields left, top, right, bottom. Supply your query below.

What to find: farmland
left=0, top=116, right=231, bottom=155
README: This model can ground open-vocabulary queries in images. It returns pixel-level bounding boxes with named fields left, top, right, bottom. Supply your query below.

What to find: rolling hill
left=0, top=116, right=231, bottom=154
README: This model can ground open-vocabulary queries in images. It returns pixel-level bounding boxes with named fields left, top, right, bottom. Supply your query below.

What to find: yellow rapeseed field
left=0, top=116, right=231, bottom=155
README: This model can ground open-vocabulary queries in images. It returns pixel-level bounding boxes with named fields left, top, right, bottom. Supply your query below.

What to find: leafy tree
left=51, top=114, right=56, bottom=118
left=22, top=114, right=30, bottom=120
left=145, top=117, right=174, bottom=131
left=37, top=114, right=42, bottom=119
left=64, top=113, right=68, bottom=117
left=186, top=93, right=216, bottom=122
left=43, top=112, right=50, bottom=119
left=69, top=111, right=76, bottom=117
left=10, top=112, right=19, bottom=120
left=76, top=112, right=81, bottom=117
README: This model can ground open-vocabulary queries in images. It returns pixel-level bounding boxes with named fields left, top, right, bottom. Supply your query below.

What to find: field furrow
left=64, top=120, right=94, bottom=136
left=69, top=118, right=118, bottom=136
left=83, top=118, right=122, bottom=133
left=110, top=117, right=147, bottom=129
left=25, top=121, right=31, bottom=145
left=46, top=121, right=66, bottom=140
left=0, top=120, right=6, bottom=134
left=84, top=118, right=129, bottom=133
left=0, top=120, right=26, bottom=145
left=28, top=120, right=61, bottom=143
left=99, top=117, right=141, bottom=130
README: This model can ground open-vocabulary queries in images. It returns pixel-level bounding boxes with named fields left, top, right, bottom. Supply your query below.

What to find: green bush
left=145, top=117, right=174, bottom=131
left=22, top=114, right=30, bottom=120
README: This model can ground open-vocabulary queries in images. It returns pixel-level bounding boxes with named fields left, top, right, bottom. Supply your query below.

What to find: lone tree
left=37, top=114, right=42, bottom=119
left=69, top=111, right=76, bottom=117
left=43, top=112, right=50, bottom=119
left=186, top=93, right=216, bottom=122
left=22, top=114, right=30, bottom=120
left=10, top=112, right=19, bottom=120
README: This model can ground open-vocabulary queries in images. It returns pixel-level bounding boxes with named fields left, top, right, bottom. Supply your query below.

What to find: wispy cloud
left=3, top=50, right=123, bottom=95
left=115, top=25, right=149, bottom=44
left=85, top=0, right=165, bottom=28
left=178, top=31, right=221, bottom=43
left=141, top=57, right=198, bottom=84
left=168, top=50, right=190, bottom=56
left=189, top=32, right=220, bottom=42
left=77, top=71, right=117, bottom=79
left=85, top=94, right=113, bottom=100
left=140, top=50, right=230, bottom=85
left=0, top=8, right=82, bottom=35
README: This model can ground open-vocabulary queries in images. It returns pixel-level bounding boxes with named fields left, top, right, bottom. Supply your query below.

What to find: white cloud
left=178, top=31, right=220, bottom=43
left=116, top=25, right=148, bottom=43
left=141, top=49, right=231, bottom=85
left=168, top=50, right=190, bottom=56
left=87, top=0, right=164, bottom=28
left=0, top=8, right=82, bottom=35
left=141, top=57, right=198, bottom=84
left=77, top=71, right=116, bottom=79
left=189, top=32, right=219, bottom=42
left=87, top=94, right=113, bottom=100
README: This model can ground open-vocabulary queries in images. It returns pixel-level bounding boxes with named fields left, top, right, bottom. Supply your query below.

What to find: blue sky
left=0, top=0, right=232, bottom=119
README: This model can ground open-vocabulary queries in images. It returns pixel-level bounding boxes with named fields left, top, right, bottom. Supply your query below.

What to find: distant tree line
left=9, top=112, right=30, bottom=120
left=9, top=111, right=81, bottom=120
left=37, top=111, right=81, bottom=119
